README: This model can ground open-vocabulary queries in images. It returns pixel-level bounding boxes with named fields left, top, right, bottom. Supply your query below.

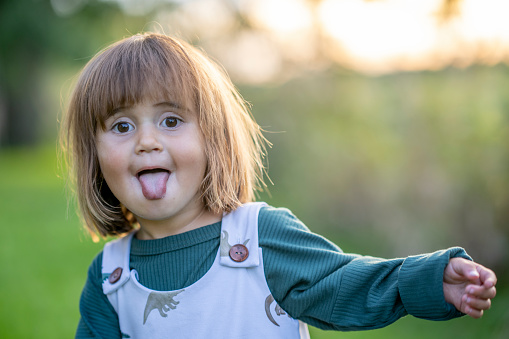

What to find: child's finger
left=463, top=306, right=484, bottom=319
left=462, top=294, right=492, bottom=312
left=477, top=265, right=497, bottom=288
left=449, top=258, right=480, bottom=283
left=464, top=263, right=481, bottom=281
left=466, top=284, right=497, bottom=300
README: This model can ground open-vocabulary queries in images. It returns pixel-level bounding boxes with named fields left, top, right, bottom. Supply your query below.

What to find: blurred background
left=0, top=0, right=508, bottom=338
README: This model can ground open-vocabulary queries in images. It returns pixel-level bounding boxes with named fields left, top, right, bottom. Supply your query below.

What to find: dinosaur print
left=220, top=231, right=249, bottom=257
left=143, top=290, right=184, bottom=325
left=265, top=294, right=292, bottom=327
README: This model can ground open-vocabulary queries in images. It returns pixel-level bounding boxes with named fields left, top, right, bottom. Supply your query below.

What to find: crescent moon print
left=264, top=294, right=291, bottom=326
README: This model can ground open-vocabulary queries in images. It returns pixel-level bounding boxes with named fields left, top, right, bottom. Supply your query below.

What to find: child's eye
left=162, top=117, right=182, bottom=129
left=112, top=122, right=134, bottom=133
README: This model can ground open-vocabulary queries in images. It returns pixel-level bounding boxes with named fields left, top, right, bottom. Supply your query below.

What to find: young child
left=63, top=33, right=497, bottom=338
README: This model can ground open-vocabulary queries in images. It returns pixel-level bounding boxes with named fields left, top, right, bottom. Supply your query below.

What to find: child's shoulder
left=258, top=204, right=343, bottom=255
left=259, top=204, right=309, bottom=231
left=84, top=249, right=105, bottom=285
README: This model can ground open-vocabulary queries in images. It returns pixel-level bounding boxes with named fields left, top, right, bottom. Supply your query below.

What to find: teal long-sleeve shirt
left=76, top=206, right=467, bottom=338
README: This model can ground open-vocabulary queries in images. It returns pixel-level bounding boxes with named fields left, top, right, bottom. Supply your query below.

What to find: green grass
left=0, top=146, right=105, bottom=338
left=309, top=294, right=509, bottom=338
left=0, top=146, right=506, bottom=338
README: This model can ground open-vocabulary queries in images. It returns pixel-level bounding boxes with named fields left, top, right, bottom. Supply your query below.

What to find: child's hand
left=443, top=257, right=497, bottom=318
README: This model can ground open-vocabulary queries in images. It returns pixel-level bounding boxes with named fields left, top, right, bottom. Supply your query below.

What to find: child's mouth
left=137, top=169, right=170, bottom=200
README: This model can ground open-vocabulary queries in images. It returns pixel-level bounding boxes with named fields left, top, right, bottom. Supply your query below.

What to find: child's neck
left=135, top=209, right=222, bottom=240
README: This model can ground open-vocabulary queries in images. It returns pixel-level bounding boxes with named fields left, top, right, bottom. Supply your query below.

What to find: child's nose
left=135, top=127, right=163, bottom=154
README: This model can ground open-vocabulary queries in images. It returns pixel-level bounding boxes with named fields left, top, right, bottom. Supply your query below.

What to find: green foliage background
left=0, top=0, right=508, bottom=338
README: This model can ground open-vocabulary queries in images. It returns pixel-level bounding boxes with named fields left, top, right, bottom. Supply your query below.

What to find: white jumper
left=102, top=202, right=310, bottom=338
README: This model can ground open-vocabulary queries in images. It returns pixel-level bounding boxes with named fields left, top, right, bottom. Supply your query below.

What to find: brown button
left=229, top=244, right=249, bottom=262
left=109, top=267, right=123, bottom=284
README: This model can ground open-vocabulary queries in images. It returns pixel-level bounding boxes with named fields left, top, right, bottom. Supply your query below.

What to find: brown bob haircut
left=62, top=33, right=268, bottom=238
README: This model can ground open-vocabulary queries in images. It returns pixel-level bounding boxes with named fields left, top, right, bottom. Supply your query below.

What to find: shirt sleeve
left=75, top=252, right=122, bottom=339
left=258, top=206, right=468, bottom=331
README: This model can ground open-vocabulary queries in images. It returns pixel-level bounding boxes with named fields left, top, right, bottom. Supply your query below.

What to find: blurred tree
left=0, top=0, right=54, bottom=145
left=0, top=0, right=150, bottom=146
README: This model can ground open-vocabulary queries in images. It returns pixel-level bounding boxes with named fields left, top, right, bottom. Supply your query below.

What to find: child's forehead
left=104, top=82, right=196, bottom=118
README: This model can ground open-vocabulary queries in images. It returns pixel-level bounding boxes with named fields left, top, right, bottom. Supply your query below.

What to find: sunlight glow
left=319, top=0, right=439, bottom=59
left=242, top=0, right=313, bottom=35
left=318, top=0, right=444, bottom=73
left=459, top=0, right=509, bottom=42
left=148, top=0, right=509, bottom=81
left=316, top=0, right=509, bottom=73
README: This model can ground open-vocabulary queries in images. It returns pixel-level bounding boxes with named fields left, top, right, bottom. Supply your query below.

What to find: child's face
left=95, top=99, right=207, bottom=231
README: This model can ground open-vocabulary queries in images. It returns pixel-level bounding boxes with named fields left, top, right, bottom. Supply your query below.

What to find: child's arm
left=443, top=257, right=497, bottom=318
left=259, top=206, right=499, bottom=331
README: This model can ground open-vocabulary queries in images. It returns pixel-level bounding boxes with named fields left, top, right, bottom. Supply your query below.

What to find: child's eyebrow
left=154, top=101, right=193, bottom=116
left=108, top=105, right=133, bottom=117
left=110, top=105, right=131, bottom=115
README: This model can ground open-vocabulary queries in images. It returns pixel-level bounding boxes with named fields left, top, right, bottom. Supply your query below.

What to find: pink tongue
left=138, top=171, right=169, bottom=200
